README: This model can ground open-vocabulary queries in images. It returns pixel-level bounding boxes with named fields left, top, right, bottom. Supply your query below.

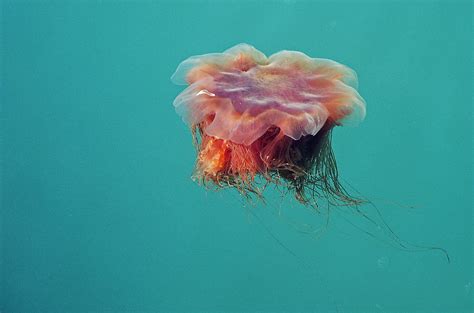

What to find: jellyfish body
left=172, top=44, right=366, bottom=206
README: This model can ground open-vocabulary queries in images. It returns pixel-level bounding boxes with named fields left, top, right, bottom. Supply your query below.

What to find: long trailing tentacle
left=190, top=121, right=450, bottom=262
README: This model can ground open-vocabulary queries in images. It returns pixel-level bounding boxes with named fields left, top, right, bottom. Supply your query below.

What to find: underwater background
left=1, top=1, right=472, bottom=312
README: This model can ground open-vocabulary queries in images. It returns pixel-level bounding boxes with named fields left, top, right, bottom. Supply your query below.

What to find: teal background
left=1, top=1, right=472, bottom=312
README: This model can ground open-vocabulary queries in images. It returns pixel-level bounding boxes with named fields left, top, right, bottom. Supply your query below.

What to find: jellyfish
left=171, top=44, right=366, bottom=208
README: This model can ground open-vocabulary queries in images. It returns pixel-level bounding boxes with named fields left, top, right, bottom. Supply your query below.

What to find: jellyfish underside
left=192, top=117, right=364, bottom=209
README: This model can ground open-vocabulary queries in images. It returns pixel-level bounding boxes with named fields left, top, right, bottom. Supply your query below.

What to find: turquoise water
left=2, top=1, right=472, bottom=312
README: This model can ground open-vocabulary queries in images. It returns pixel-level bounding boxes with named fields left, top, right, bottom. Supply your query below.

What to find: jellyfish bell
left=171, top=43, right=366, bottom=207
